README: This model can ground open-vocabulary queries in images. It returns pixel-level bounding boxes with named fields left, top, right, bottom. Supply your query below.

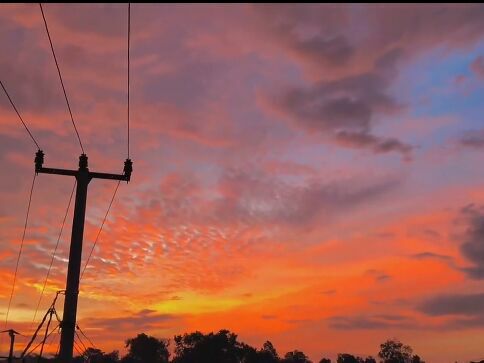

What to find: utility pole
left=34, top=150, right=132, bottom=363
left=0, top=329, right=20, bottom=363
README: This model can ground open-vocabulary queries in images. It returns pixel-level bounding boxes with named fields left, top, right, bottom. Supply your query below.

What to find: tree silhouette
left=122, top=333, right=169, bottom=363
left=336, top=354, right=376, bottom=363
left=250, top=341, right=280, bottom=363
left=282, top=350, right=312, bottom=363
left=378, top=339, right=424, bottom=363
left=337, top=354, right=359, bottom=363
left=411, top=356, right=425, bottom=363
left=77, top=348, right=120, bottom=363
left=172, top=329, right=250, bottom=363
left=17, top=331, right=430, bottom=363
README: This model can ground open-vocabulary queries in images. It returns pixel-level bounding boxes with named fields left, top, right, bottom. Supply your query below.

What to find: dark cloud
left=470, top=55, right=484, bottom=79
left=410, top=252, right=454, bottom=263
left=443, top=315, right=484, bottom=329
left=277, top=70, right=398, bottom=134
left=327, top=314, right=415, bottom=330
left=81, top=309, right=177, bottom=332
left=261, top=315, right=277, bottom=320
left=365, top=269, right=392, bottom=283
left=291, top=34, right=354, bottom=67
left=335, top=131, right=412, bottom=160
left=459, top=205, right=484, bottom=279
left=418, top=292, right=484, bottom=317
left=459, top=130, right=484, bottom=150
left=214, top=168, right=401, bottom=228
left=272, top=50, right=413, bottom=158
left=263, top=5, right=484, bottom=158
left=253, top=4, right=353, bottom=67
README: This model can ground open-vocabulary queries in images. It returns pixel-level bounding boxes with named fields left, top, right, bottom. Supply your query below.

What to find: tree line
left=17, top=329, right=427, bottom=363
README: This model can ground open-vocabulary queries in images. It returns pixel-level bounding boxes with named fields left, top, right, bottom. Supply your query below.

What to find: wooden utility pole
left=0, top=329, right=20, bottom=363
left=34, top=150, right=132, bottom=363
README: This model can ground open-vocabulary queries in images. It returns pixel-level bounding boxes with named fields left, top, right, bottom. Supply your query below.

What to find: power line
left=73, top=337, right=83, bottom=356
left=25, top=323, right=59, bottom=357
left=31, top=181, right=76, bottom=326
left=127, top=3, right=131, bottom=159
left=4, top=172, right=37, bottom=329
left=0, top=80, right=41, bottom=150
left=77, top=325, right=96, bottom=349
left=80, top=181, right=120, bottom=280
left=39, top=3, right=85, bottom=154
left=21, top=291, right=62, bottom=358
left=74, top=330, right=87, bottom=352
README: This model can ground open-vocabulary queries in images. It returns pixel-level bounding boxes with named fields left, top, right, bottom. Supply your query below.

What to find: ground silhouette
left=9, top=331, right=429, bottom=363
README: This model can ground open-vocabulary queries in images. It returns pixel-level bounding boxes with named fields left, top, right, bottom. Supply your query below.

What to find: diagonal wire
left=39, top=3, right=85, bottom=154
left=80, top=181, right=121, bottom=280
left=25, top=323, right=59, bottom=357
left=73, top=336, right=83, bottom=356
left=0, top=80, right=41, bottom=150
left=4, top=172, right=37, bottom=329
left=127, top=3, right=131, bottom=159
left=31, top=181, right=76, bottom=326
left=56, top=329, right=61, bottom=356
left=74, top=330, right=87, bottom=352
left=77, top=325, right=96, bottom=349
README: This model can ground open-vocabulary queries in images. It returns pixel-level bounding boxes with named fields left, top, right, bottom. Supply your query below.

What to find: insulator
left=79, top=154, right=88, bottom=170
left=124, top=158, right=133, bottom=182
left=35, top=150, right=44, bottom=173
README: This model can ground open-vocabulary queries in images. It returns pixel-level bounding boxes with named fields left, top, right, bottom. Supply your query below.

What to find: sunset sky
left=0, top=4, right=483, bottom=362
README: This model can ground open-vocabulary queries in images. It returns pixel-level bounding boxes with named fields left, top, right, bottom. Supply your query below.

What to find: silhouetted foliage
left=246, top=341, right=280, bottom=363
left=337, top=354, right=359, bottom=363
left=378, top=339, right=424, bottom=363
left=282, top=350, right=312, bottom=363
left=336, top=354, right=377, bottom=363
left=172, top=329, right=251, bottom=363
left=122, top=333, right=169, bottom=363
left=410, top=356, right=424, bottom=363
left=76, top=347, right=119, bottom=363
left=17, top=332, right=425, bottom=363
left=260, top=341, right=280, bottom=362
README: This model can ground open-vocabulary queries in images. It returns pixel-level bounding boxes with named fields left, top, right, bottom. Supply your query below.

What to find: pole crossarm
left=35, top=150, right=132, bottom=182
left=36, top=167, right=77, bottom=177
left=90, top=171, right=130, bottom=181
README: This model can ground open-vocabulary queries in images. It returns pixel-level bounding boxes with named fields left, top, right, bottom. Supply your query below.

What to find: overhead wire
left=4, top=172, right=37, bottom=329
left=73, top=337, right=84, bottom=357
left=39, top=3, right=85, bottom=154
left=127, top=3, right=131, bottom=159
left=0, top=80, right=41, bottom=150
left=3, top=4, right=135, bottom=358
left=74, top=330, right=87, bottom=352
left=31, top=181, right=76, bottom=326
left=24, top=323, right=59, bottom=357
left=77, top=325, right=96, bottom=350
left=37, top=308, right=54, bottom=359
left=80, top=180, right=120, bottom=280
